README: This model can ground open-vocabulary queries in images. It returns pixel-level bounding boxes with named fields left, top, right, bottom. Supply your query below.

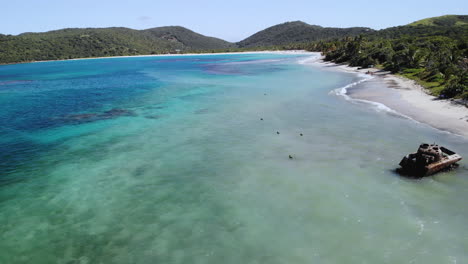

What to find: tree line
left=277, top=25, right=468, bottom=99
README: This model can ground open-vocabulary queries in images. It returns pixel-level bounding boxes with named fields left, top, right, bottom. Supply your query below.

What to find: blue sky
left=2, top=0, right=467, bottom=41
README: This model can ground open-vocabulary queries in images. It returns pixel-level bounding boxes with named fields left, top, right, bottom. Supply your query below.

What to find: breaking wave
left=329, top=75, right=415, bottom=119
left=297, top=54, right=322, bottom=65
left=328, top=75, right=464, bottom=137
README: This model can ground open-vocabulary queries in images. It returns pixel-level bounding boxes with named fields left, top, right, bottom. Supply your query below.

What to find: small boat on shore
left=398, top=143, right=462, bottom=177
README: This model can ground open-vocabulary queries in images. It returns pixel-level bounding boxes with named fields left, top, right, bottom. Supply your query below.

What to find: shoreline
left=303, top=52, right=468, bottom=138
left=3, top=50, right=467, bottom=138
left=0, top=50, right=310, bottom=66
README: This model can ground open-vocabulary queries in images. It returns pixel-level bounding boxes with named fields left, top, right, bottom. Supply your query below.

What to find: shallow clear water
left=1, top=53, right=467, bottom=264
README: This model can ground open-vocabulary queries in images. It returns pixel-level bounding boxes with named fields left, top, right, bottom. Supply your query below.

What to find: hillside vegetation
left=237, top=21, right=373, bottom=48
left=296, top=20, right=468, bottom=99
left=408, top=15, right=468, bottom=27
left=0, top=26, right=234, bottom=63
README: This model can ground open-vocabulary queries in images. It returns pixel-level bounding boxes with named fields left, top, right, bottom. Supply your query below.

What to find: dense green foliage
left=285, top=20, right=468, bottom=99
left=143, top=26, right=235, bottom=50
left=0, top=27, right=234, bottom=63
left=0, top=22, right=370, bottom=64
left=247, top=17, right=468, bottom=99
left=236, top=21, right=373, bottom=48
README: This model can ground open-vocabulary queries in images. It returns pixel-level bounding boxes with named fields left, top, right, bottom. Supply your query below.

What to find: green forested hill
left=408, top=15, right=468, bottom=27
left=143, top=26, right=234, bottom=50
left=0, top=26, right=234, bottom=63
left=297, top=18, right=468, bottom=99
left=1, top=21, right=372, bottom=63
left=236, top=21, right=373, bottom=48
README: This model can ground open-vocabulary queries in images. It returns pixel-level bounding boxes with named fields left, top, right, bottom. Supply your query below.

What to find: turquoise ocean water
left=1, top=53, right=467, bottom=263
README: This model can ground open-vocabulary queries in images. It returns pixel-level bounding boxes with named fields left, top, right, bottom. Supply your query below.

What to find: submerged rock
left=102, top=108, right=137, bottom=118
left=56, top=108, right=137, bottom=124
left=144, top=115, right=161, bottom=120
left=194, top=108, right=210, bottom=114
left=61, top=113, right=98, bottom=121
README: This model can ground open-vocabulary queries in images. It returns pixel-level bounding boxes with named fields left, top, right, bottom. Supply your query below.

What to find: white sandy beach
left=308, top=54, right=468, bottom=138
left=27, top=50, right=308, bottom=64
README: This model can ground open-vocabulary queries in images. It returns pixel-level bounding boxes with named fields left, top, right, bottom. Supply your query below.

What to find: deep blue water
left=0, top=54, right=296, bottom=179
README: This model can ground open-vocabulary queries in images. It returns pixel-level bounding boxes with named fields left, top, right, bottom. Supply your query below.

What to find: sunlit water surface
left=1, top=53, right=467, bottom=264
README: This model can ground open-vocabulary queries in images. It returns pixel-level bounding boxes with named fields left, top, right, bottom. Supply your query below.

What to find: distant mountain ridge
left=142, top=26, right=235, bottom=50
left=18, top=26, right=234, bottom=50
left=0, top=15, right=467, bottom=64
left=0, top=26, right=234, bottom=63
left=408, top=15, right=468, bottom=27
left=237, top=21, right=373, bottom=48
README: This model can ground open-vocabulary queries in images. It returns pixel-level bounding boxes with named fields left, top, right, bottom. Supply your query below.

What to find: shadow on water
left=392, top=164, right=464, bottom=180
left=393, top=168, right=425, bottom=180
left=144, top=115, right=162, bottom=120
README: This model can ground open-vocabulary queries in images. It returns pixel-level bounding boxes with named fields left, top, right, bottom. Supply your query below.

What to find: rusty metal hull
left=398, top=143, right=462, bottom=177
left=425, top=154, right=462, bottom=176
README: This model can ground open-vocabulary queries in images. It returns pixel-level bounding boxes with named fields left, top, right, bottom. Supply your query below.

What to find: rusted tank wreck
left=398, top=143, right=462, bottom=177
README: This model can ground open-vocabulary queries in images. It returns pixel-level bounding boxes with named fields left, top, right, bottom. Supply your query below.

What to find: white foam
left=297, top=54, right=322, bottom=65
left=417, top=219, right=425, bottom=235
left=329, top=76, right=419, bottom=121
left=299, top=54, right=466, bottom=138
left=328, top=75, right=373, bottom=99
left=449, top=256, right=458, bottom=264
